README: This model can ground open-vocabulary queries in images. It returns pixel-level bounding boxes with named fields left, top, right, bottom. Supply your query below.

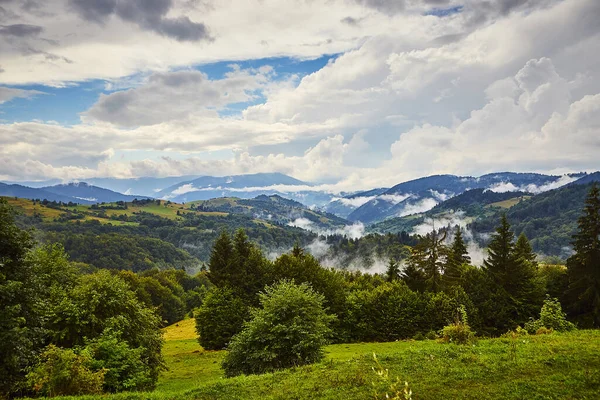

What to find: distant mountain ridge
left=0, top=182, right=151, bottom=204
left=347, top=172, right=584, bottom=224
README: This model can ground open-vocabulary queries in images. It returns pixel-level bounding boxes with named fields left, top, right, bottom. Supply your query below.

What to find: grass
left=3, top=197, right=66, bottom=221
left=44, top=322, right=600, bottom=400
left=487, top=196, right=532, bottom=209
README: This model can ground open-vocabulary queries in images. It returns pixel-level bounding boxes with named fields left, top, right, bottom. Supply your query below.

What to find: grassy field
left=487, top=196, right=532, bottom=209
left=45, top=319, right=600, bottom=400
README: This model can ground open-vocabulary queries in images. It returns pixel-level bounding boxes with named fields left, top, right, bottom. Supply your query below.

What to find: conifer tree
left=514, top=233, right=537, bottom=265
left=208, top=230, right=234, bottom=288
left=385, top=257, right=400, bottom=282
left=484, top=215, right=543, bottom=329
left=483, top=214, right=514, bottom=287
left=406, top=230, right=448, bottom=292
left=565, top=184, right=600, bottom=327
left=445, top=227, right=470, bottom=288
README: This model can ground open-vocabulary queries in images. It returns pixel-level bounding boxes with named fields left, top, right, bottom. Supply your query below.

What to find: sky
left=0, top=0, right=599, bottom=191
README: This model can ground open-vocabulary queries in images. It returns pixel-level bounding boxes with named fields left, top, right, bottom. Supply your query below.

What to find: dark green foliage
left=406, top=230, right=448, bottom=292
left=50, top=270, right=165, bottom=389
left=221, top=281, right=335, bottom=377
left=84, top=331, right=153, bottom=392
left=26, top=345, right=105, bottom=397
left=483, top=215, right=544, bottom=331
left=344, top=281, right=428, bottom=341
left=46, top=232, right=197, bottom=272
left=471, top=182, right=597, bottom=257
left=0, top=198, right=40, bottom=395
left=565, top=184, right=600, bottom=327
left=272, top=250, right=347, bottom=318
left=524, top=296, right=576, bottom=333
left=318, top=232, right=415, bottom=270
left=208, top=229, right=272, bottom=303
left=195, top=287, right=248, bottom=350
left=445, top=227, right=470, bottom=289
left=385, top=258, right=400, bottom=282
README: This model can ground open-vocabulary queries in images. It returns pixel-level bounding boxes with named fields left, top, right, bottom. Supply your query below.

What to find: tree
left=483, top=215, right=544, bottom=330
left=565, top=184, right=600, bottom=327
left=50, top=271, right=165, bottom=390
left=406, top=230, right=448, bottom=292
left=195, top=287, right=247, bottom=350
left=385, top=257, right=400, bottom=282
left=483, top=214, right=514, bottom=287
left=514, top=233, right=537, bottom=265
left=221, top=281, right=335, bottom=377
left=0, top=198, right=39, bottom=395
left=207, top=230, right=234, bottom=288
left=445, top=227, right=471, bottom=289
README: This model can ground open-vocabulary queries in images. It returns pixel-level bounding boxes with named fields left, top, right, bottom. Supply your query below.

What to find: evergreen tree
left=401, top=263, right=427, bottom=293
left=565, top=184, right=600, bottom=327
left=0, top=199, right=38, bottom=395
left=483, top=214, right=514, bottom=287
left=514, top=233, right=537, bottom=265
left=484, top=215, right=543, bottom=330
left=208, top=230, right=234, bottom=288
left=406, top=230, right=448, bottom=292
left=385, top=257, right=400, bottom=282
left=445, top=227, right=470, bottom=289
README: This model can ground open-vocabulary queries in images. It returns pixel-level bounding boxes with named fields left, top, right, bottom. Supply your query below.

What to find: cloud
left=68, top=0, right=211, bottom=42
left=331, top=195, right=376, bottom=208
left=487, top=174, right=579, bottom=194
left=85, top=67, right=273, bottom=127
left=287, top=217, right=366, bottom=239
left=0, top=24, right=43, bottom=37
left=0, top=86, right=44, bottom=104
left=396, top=197, right=439, bottom=217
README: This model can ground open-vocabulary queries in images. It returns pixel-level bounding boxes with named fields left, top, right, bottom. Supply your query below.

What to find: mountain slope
left=0, top=182, right=92, bottom=204
left=41, top=182, right=151, bottom=203
left=190, top=194, right=350, bottom=230
left=349, top=173, right=569, bottom=224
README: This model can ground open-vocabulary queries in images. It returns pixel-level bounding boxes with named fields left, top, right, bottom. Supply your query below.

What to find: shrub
left=221, top=280, right=335, bottom=377
left=27, top=345, right=105, bottom=397
left=195, top=287, right=248, bottom=350
left=84, top=330, right=153, bottom=392
left=524, top=296, right=576, bottom=334
left=440, top=305, right=475, bottom=344
left=50, top=271, right=165, bottom=390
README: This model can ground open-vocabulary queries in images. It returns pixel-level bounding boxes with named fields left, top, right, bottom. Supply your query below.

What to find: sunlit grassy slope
left=46, top=321, right=600, bottom=400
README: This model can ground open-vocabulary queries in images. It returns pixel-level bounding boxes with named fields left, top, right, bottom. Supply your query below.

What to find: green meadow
left=45, top=319, right=600, bottom=400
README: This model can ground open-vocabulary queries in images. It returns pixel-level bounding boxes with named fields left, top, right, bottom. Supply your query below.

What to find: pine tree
left=445, top=227, right=470, bottom=289
left=565, top=184, right=600, bottom=327
left=483, top=215, right=543, bottom=330
left=406, top=230, right=448, bottom=292
left=514, top=233, right=537, bottom=265
left=385, top=257, right=400, bottom=282
left=208, top=230, right=234, bottom=288
left=484, top=214, right=514, bottom=287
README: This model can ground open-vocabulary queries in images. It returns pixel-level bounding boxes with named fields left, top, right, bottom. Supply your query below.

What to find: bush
left=524, top=296, right=576, bottom=334
left=221, top=280, right=335, bottom=377
left=27, top=345, right=105, bottom=397
left=195, top=287, right=248, bottom=350
left=440, top=305, right=475, bottom=344
left=50, top=271, right=165, bottom=390
left=84, top=331, right=153, bottom=392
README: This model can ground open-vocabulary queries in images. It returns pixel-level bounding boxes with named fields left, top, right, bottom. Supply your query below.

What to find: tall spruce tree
left=385, top=257, right=400, bottom=282
left=208, top=230, right=234, bottom=288
left=0, top=199, right=39, bottom=395
left=445, top=227, right=471, bottom=288
left=406, top=230, right=448, bottom=292
left=483, top=214, right=514, bottom=287
left=565, top=184, right=600, bottom=327
left=484, top=215, right=543, bottom=330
